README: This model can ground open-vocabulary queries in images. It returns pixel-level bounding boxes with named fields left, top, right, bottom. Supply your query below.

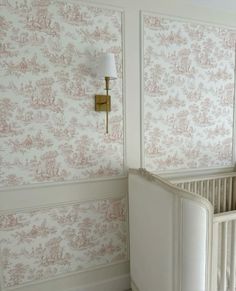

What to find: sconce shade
left=96, top=53, right=117, bottom=80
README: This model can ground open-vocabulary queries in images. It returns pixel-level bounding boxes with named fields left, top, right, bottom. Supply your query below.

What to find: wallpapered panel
left=0, top=197, right=128, bottom=288
left=143, top=13, right=236, bottom=172
left=0, top=0, right=124, bottom=187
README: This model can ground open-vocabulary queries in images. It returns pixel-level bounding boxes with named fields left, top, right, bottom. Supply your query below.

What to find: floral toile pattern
left=0, top=197, right=128, bottom=288
left=0, top=0, right=124, bottom=187
left=143, top=13, right=236, bottom=172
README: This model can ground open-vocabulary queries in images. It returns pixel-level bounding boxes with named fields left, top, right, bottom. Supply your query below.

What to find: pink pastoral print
left=143, top=13, right=236, bottom=172
left=0, top=1, right=124, bottom=187
left=0, top=197, right=128, bottom=288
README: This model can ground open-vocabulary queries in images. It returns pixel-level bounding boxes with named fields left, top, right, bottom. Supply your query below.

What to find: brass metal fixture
left=95, top=54, right=117, bottom=134
left=95, top=94, right=111, bottom=112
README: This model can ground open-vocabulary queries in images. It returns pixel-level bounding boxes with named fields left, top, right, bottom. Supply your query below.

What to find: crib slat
left=217, top=179, right=221, bottom=213
left=223, top=178, right=227, bottom=212
left=187, top=182, right=191, bottom=192
left=229, top=177, right=233, bottom=211
left=185, top=182, right=189, bottom=190
left=230, top=221, right=236, bottom=291
left=212, top=180, right=216, bottom=212
left=200, top=181, right=204, bottom=197
left=206, top=180, right=210, bottom=201
left=220, top=222, right=228, bottom=291
left=193, top=181, right=197, bottom=193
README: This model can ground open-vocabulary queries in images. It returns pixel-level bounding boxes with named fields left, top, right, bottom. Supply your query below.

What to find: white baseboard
left=7, top=261, right=130, bottom=291
left=68, top=274, right=130, bottom=291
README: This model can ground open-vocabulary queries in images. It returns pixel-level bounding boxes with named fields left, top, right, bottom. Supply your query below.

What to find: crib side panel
left=181, top=198, right=209, bottom=291
left=129, top=171, right=212, bottom=291
left=129, top=174, right=175, bottom=291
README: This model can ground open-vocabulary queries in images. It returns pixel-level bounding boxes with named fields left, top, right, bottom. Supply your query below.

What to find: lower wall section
left=0, top=177, right=129, bottom=291
left=69, top=267, right=130, bottom=291
left=7, top=262, right=130, bottom=291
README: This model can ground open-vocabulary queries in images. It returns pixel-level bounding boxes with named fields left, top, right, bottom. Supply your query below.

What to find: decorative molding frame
left=0, top=0, right=127, bottom=189
left=0, top=176, right=129, bottom=290
left=140, top=10, right=236, bottom=174
left=0, top=176, right=128, bottom=212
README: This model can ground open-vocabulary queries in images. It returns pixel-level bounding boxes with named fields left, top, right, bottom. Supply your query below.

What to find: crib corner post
left=211, top=222, right=219, bottom=291
left=232, top=177, right=236, bottom=210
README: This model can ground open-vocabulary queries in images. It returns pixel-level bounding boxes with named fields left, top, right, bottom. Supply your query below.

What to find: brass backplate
left=95, top=95, right=111, bottom=112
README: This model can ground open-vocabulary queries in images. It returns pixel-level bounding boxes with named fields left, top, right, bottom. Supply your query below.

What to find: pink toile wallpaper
left=0, top=197, right=128, bottom=288
left=0, top=0, right=124, bottom=187
left=143, top=13, right=236, bottom=172
left=0, top=1, right=127, bottom=289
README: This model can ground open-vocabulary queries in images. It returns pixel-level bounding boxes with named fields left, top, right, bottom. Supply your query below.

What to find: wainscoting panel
left=0, top=177, right=129, bottom=290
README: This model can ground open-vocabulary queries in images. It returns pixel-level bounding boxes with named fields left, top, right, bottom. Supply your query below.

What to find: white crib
left=129, top=169, right=236, bottom=291
left=171, top=172, right=236, bottom=291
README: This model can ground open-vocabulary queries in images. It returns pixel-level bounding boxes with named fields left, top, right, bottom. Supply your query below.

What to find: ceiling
left=192, top=0, right=236, bottom=11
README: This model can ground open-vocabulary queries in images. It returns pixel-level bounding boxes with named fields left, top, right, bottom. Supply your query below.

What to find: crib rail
left=212, top=211, right=236, bottom=291
left=169, top=172, right=236, bottom=214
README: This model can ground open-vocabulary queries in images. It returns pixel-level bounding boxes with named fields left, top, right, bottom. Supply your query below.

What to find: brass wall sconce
left=95, top=53, right=117, bottom=134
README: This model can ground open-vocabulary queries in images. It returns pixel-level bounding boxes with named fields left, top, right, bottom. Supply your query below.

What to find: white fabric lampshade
left=96, top=53, right=117, bottom=80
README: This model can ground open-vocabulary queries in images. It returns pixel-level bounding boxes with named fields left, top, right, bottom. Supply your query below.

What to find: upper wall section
left=0, top=1, right=124, bottom=188
left=142, top=12, right=236, bottom=172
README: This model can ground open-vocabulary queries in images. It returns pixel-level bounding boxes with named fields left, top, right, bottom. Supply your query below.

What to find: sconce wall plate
left=95, top=95, right=111, bottom=111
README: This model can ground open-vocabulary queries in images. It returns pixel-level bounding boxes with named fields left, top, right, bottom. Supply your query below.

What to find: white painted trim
left=140, top=11, right=145, bottom=169
left=214, top=210, right=236, bottom=223
left=77, top=0, right=124, bottom=12
left=141, top=9, right=236, bottom=30
left=4, top=261, right=130, bottom=291
left=0, top=174, right=128, bottom=192
left=167, top=169, right=236, bottom=183
left=158, top=166, right=235, bottom=180
left=0, top=177, right=128, bottom=213
left=232, top=45, right=236, bottom=166
left=121, top=8, right=128, bottom=176
left=67, top=274, right=130, bottom=291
